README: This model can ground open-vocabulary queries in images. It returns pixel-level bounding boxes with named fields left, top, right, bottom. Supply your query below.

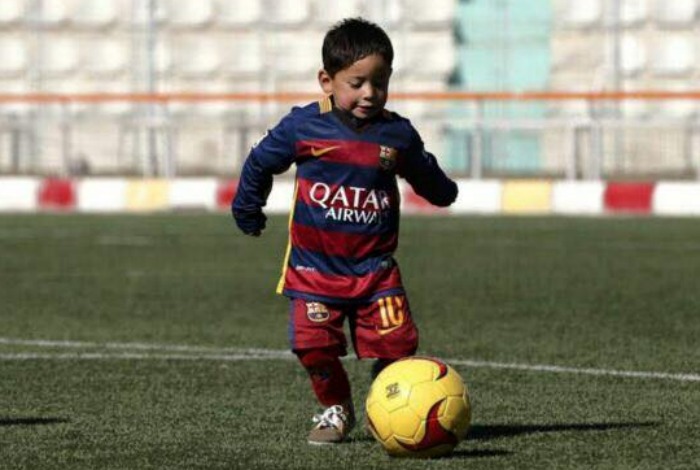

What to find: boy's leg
left=350, top=294, right=417, bottom=435
left=288, top=299, right=355, bottom=444
left=296, top=346, right=352, bottom=409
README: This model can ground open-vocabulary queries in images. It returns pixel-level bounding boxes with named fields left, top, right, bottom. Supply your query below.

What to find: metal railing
left=1, top=90, right=700, bottom=180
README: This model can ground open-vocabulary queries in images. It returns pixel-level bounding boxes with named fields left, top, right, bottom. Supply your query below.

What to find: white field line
left=446, top=359, right=700, bottom=383
left=0, top=352, right=285, bottom=361
left=0, top=337, right=293, bottom=357
left=0, top=337, right=698, bottom=383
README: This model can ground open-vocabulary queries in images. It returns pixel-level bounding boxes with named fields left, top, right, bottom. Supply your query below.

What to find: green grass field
left=1, top=214, right=699, bottom=469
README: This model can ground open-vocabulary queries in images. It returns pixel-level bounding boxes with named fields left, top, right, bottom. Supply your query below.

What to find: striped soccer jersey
left=232, top=96, right=457, bottom=303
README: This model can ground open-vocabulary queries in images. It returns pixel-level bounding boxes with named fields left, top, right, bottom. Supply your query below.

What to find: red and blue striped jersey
left=232, top=96, right=457, bottom=303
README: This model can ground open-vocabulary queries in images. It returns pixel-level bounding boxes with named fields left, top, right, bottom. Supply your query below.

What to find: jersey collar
left=325, top=95, right=388, bottom=133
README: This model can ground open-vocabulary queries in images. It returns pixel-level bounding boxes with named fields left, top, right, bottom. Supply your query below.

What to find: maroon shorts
left=288, top=294, right=419, bottom=359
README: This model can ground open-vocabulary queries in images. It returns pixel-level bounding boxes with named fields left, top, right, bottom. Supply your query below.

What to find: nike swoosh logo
left=377, top=325, right=402, bottom=336
left=310, top=146, right=340, bottom=157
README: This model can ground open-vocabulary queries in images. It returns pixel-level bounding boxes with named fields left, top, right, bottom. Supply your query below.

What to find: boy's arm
left=232, top=115, right=296, bottom=236
left=398, top=127, right=458, bottom=207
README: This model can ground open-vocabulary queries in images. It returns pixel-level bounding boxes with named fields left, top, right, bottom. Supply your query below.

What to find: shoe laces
left=311, top=405, right=347, bottom=430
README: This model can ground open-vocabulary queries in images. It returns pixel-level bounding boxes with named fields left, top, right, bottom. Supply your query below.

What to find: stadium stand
left=165, top=0, right=215, bottom=30
left=404, top=33, right=456, bottom=81
left=403, top=0, right=456, bottom=29
left=0, top=37, right=27, bottom=77
left=0, top=80, right=32, bottom=116
left=170, top=37, right=222, bottom=78
left=72, top=0, right=121, bottom=29
left=82, top=38, right=129, bottom=77
left=650, top=34, right=695, bottom=77
left=313, top=0, right=363, bottom=28
left=620, top=34, right=647, bottom=77
left=558, top=1, right=602, bottom=29
left=654, top=0, right=697, bottom=27
left=0, top=0, right=459, bottom=176
left=215, top=0, right=262, bottom=28
left=619, top=86, right=653, bottom=119
left=0, top=0, right=698, bottom=181
left=365, top=0, right=404, bottom=29
left=548, top=0, right=700, bottom=178
left=268, top=31, right=323, bottom=79
left=0, top=1, right=25, bottom=28
left=656, top=85, right=698, bottom=119
left=620, top=0, right=648, bottom=27
left=265, top=0, right=311, bottom=28
left=39, top=36, right=80, bottom=78
left=220, top=32, right=264, bottom=79
left=130, top=0, right=168, bottom=26
left=153, top=40, right=173, bottom=76
left=90, top=81, right=134, bottom=117
left=36, top=0, right=71, bottom=28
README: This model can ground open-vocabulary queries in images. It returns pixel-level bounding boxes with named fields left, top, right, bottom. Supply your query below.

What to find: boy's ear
left=318, top=69, right=333, bottom=94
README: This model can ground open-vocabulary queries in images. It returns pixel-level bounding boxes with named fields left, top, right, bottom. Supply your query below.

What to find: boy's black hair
left=322, top=17, right=394, bottom=77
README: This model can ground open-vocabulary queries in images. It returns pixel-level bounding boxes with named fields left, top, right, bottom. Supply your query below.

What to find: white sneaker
left=307, top=404, right=356, bottom=445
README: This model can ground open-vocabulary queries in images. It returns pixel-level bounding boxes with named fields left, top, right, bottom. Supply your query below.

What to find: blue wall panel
left=447, top=0, right=552, bottom=174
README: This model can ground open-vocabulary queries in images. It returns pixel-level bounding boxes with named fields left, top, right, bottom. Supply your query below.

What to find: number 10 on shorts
left=377, top=296, right=405, bottom=335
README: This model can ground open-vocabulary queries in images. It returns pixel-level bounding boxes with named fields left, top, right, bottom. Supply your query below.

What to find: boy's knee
left=296, top=346, right=344, bottom=369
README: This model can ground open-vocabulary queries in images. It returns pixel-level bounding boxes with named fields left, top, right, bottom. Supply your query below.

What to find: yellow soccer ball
left=365, top=357, right=471, bottom=458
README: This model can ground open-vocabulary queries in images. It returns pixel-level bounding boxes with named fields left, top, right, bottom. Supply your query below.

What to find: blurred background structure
left=0, top=0, right=699, bottom=180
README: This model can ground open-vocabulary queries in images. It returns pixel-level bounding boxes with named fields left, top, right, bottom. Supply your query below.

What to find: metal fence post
left=471, top=100, right=484, bottom=179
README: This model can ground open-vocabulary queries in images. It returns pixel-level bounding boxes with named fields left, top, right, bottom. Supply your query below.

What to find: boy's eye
left=349, top=81, right=362, bottom=89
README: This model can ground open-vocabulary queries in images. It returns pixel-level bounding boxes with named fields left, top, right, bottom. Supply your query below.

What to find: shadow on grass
left=447, top=448, right=512, bottom=459
left=352, top=422, right=658, bottom=460
left=352, top=434, right=511, bottom=459
left=0, top=417, right=69, bottom=427
left=468, top=421, right=659, bottom=441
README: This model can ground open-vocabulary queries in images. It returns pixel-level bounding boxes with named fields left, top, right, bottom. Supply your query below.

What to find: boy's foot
left=307, top=405, right=356, bottom=445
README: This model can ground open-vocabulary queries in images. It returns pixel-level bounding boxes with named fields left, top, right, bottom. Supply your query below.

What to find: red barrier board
left=604, top=182, right=654, bottom=213
left=216, top=180, right=238, bottom=209
left=38, top=178, right=76, bottom=209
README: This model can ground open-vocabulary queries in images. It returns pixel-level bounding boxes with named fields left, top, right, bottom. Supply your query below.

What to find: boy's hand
left=233, top=210, right=267, bottom=237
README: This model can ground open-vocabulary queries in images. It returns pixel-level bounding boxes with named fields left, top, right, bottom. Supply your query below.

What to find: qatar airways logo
left=308, top=182, right=392, bottom=224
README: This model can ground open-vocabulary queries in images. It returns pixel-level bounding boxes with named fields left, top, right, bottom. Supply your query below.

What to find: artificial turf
left=1, top=214, right=698, bottom=469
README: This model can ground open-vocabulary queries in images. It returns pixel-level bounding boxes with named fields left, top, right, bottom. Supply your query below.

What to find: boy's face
left=318, top=54, right=392, bottom=120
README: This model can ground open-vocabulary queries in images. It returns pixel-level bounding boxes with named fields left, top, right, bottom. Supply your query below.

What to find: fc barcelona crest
left=306, top=302, right=330, bottom=323
left=379, top=146, right=398, bottom=171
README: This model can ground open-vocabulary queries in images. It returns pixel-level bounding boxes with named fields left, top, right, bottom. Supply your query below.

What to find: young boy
left=232, top=18, right=458, bottom=445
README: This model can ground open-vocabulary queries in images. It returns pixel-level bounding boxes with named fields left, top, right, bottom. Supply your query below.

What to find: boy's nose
left=362, top=84, right=377, bottom=99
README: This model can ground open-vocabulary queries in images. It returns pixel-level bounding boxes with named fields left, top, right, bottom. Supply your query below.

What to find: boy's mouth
left=355, top=105, right=377, bottom=116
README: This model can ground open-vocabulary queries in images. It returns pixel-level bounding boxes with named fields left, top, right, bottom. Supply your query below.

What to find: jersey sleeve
left=397, top=125, right=458, bottom=207
left=231, top=112, right=297, bottom=217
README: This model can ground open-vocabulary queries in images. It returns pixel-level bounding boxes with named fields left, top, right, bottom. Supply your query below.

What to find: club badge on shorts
left=379, top=146, right=398, bottom=171
left=306, top=302, right=330, bottom=322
